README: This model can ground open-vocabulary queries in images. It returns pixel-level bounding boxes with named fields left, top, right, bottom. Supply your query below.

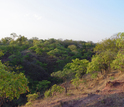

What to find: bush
left=51, top=84, right=64, bottom=94
left=70, top=58, right=89, bottom=78
left=51, top=58, right=89, bottom=80
left=111, top=50, right=124, bottom=71
left=44, top=90, right=52, bottom=98
left=26, top=102, right=32, bottom=106
left=87, top=56, right=101, bottom=73
left=26, top=93, right=38, bottom=102
left=0, top=50, right=4, bottom=57
left=0, top=61, right=29, bottom=102
left=36, top=80, right=51, bottom=92
left=71, top=77, right=80, bottom=89
left=35, top=47, right=43, bottom=55
left=8, top=51, right=23, bottom=65
left=44, top=84, right=64, bottom=98
left=87, top=50, right=116, bottom=74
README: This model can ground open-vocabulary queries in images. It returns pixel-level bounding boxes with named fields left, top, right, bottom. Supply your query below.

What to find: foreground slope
left=22, top=70, right=124, bottom=107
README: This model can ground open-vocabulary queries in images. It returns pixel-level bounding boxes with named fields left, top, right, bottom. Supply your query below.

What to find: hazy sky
left=0, top=0, right=124, bottom=43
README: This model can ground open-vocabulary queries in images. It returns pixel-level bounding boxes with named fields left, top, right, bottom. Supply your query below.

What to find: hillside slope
left=22, top=70, right=124, bottom=107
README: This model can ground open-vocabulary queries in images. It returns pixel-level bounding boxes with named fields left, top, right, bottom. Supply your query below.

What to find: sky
left=0, top=0, right=124, bottom=43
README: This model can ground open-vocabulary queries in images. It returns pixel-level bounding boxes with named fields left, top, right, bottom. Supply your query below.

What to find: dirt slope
left=23, top=70, right=124, bottom=107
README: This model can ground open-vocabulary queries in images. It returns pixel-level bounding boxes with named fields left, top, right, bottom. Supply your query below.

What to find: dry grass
left=22, top=70, right=124, bottom=107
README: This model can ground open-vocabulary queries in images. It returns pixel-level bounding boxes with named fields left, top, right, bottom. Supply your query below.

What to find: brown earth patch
left=23, top=71, right=124, bottom=107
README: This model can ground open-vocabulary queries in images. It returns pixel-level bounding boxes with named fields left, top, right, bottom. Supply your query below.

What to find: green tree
left=70, top=58, right=89, bottom=78
left=0, top=50, right=4, bottom=57
left=44, top=84, right=64, bottom=98
left=0, top=61, right=29, bottom=104
left=16, top=35, right=28, bottom=45
left=1, top=37, right=13, bottom=44
left=111, top=50, right=124, bottom=72
left=51, top=59, right=89, bottom=94
left=68, top=45, right=78, bottom=54
left=94, top=38, right=118, bottom=54
left=116, top=32, right=124, bottom=49
left=71, top=76, right=80, bottom=89
left=52, top=58, right=89, bottom=79
left=36, top=80, right=51, bottom=92
left=87, top=50, right=116, bottom=74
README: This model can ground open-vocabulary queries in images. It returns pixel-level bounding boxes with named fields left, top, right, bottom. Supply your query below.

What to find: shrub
left=87, top=50, right=116, bottom=74
left=71, top=77, right=80, bottom=89
left=0, top=50, right=4, bottom=57
left=44, top=84, right=64, bottom=98
left=0, top=61, right=29, bottom=103
left=111, top=50, right=124, bottom=72
left=44, top=90, right=52, bottom=98
left=51, top=84, right=64, bottom=94
left=70, top=58, right=89, bottom=78
left=51, top=58, right=89, bottom=80
left=26, top=102, right=32, bottom=106
left=26, top=93, right=38, bottom=102
left=36, top=80, right=51, bottom=92
left=35, top=47, right=43, bottom=55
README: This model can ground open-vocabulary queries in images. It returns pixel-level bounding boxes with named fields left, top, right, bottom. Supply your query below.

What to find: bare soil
left=23, top=70, right=124, bottom=107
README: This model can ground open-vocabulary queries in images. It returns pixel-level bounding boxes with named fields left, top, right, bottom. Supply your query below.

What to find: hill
left=22, top=70, right=124, bottom=107
left=1, top=32, right=124, bottom=107
left=0, top=35, right=95, bottom=106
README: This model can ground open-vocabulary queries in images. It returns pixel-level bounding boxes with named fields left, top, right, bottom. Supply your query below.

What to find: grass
left=22, top=70, right=124, bottom=107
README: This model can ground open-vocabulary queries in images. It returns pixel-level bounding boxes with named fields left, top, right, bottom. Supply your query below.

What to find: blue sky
left=0, top=0, right=124, bottom=43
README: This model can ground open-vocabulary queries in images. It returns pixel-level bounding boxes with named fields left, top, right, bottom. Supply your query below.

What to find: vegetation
left=44, top=84, right=64, bottom=98
left=1, top=32, right=124, bottom=106
left=71, top=77, right=80, bottom=89
left=0, top=61, right=29, bottom=105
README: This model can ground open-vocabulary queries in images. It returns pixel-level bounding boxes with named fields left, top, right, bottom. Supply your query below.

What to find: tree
left=0, top=61, right=29, bottom=105
left=70, top=58, right=89, bottom=78
left=68, top=45, right=78, bottom=54
left=10, top=33, right=18, bottom=39
left=44, top=84, right=64, bottom=98
left=94, top=38, right=118, bottom=54
left=87, top=50, right=116, bottom=74
left=111, top=50, right=124, bottom=72
left=116, top=32, right=124, bottom=49
left=51, top=58, right=89, bottom=94
left=0, top=50, right=4, bottom=57
left=110, top=32, right=124, bottom=72
left=1, top=37, right=13, bottom=44
left=36, top=80, right=51, bottom=92
left=16, top=35, right=28, bottom=45
left=87, top=55, right=101, bottom=74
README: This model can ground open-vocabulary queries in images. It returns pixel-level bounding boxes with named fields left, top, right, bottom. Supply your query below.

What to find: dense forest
left=0, top=32, right=124, bottom=106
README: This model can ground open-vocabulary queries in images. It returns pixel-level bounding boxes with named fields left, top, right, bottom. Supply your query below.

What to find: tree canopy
left=0, top=61, right=29, bottom=102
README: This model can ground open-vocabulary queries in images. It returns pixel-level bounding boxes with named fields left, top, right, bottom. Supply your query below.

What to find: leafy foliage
left=0, top=50, right=4, bottom=57
left=36, top=80, right=51, bottom=92
left=111, top=50, right=124, bottom=71
left=51, top=58, right=89, bottom=79
left=44, top=84, right=64, bottom=98
left=94, top=38, right=118, bottom=54
left=70, top=58, right=89, bottom=78
left=26, top=93, right=38, bottom=102
left=116, top=32, right=124, bottom=49
left=0, top=61, right=29, bottom=101
left=8, top=51, right=23, bottom=65
left=0, top=34, right=96, bottom=105
left=87, top=50, right=116, bottom=74
left=71, top=77, right=80, bottom=89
